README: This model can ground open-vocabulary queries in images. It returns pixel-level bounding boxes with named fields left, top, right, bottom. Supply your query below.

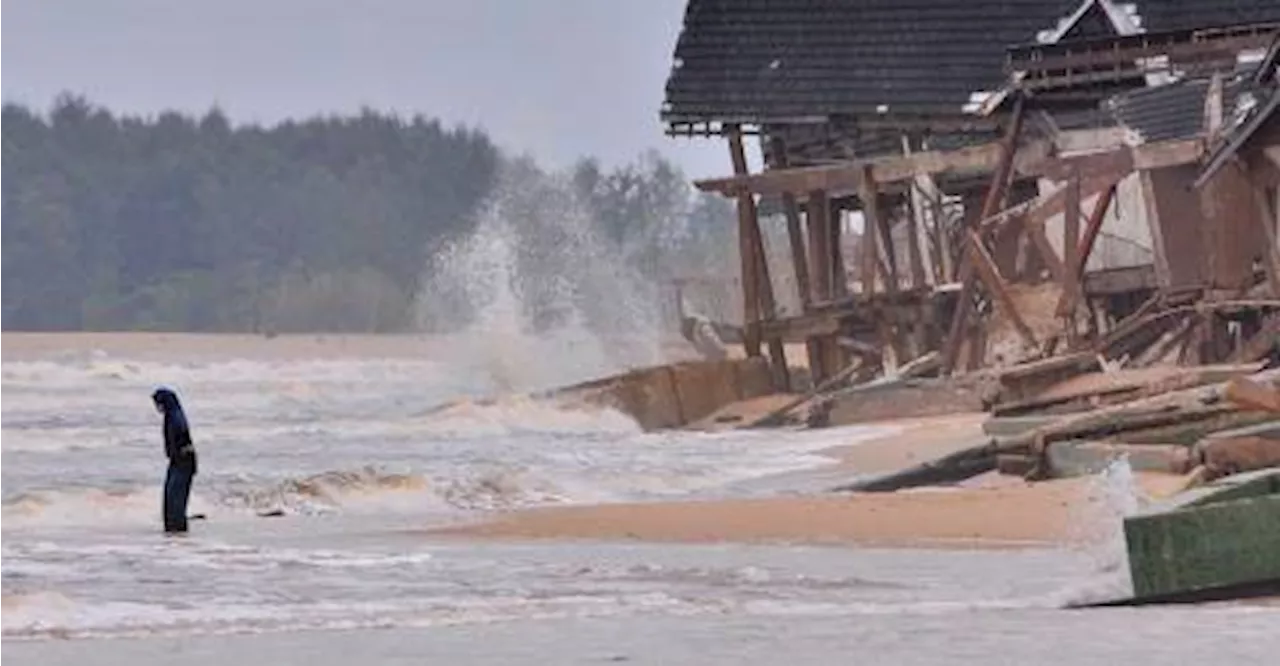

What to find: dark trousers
left=163, top=464, right=195, bottom=533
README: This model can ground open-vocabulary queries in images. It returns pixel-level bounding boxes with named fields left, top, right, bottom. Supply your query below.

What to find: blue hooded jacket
left=152, top=388, right=197, bottom=474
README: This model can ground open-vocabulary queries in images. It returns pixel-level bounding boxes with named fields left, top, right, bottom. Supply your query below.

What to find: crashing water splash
left=1058, top=453, right=1147, bottom=605
left=414, top=161, right=674, bottom=395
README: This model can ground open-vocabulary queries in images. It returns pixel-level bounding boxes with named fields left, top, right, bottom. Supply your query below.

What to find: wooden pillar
left=1062, top=168, right=1081, bottom=293
left=830, top=206, right=848, bottom=298
left=808, top=189, right=835, bottom=382
left=967, top=229, right=1038, bottom=349
left=728, top=127, right=762, bottom=357
left=1059, top=168, right=1083, bottom=345
left=903, top=136, right=937, bottom=287
left=1057, top=182, right=1116, bottom=319
left=858, top=166, right=881, bottom=295
left=728, top=127, right=790, bottom=388
left=905, top=198, right=928, bottom=290
left=1074, top=183, right=1116, bottom=279
left=1251, top=177, right=1280, bottom=297
left=877, top=204, right=900, bottom=295
left=941, top=95, right=1025, bottom=375
left=770, top=137, right=814, bottom=308
left=1139, top=165, right=1210, bottom=289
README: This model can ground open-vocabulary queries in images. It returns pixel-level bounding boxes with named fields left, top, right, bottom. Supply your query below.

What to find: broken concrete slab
left=812, top=377, right=995, bottom=427
left=1122, top=468, right=1280, bottom=603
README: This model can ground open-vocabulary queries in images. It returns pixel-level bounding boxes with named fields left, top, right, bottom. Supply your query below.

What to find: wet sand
left=430, top=474, right=1188, bottom=548
left=432, top=413, right=1192, bottom=548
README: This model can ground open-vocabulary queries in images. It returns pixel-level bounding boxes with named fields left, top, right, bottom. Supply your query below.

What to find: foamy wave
left=2, top=464, right=578, bottom=528
left=1, top=590, right=699, bottom=641
left=1, top=487, right=215, bottom=529
left=740, top=596, right=1065, bottom=618
left=417, top=395, right=640, bottom=437
left=218, top=467, right=435, bottom=516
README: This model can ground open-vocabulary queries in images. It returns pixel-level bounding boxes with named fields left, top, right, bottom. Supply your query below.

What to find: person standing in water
left=152, top=388, right=198, bottom=534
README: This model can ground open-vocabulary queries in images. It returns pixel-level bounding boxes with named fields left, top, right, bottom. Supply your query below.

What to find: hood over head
left=151, top=387, right=183, bottom=414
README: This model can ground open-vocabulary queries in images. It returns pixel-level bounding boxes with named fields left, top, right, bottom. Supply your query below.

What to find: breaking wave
left=414, top=394, right=641, bottom=437
left=1, top=464, right=584, bottom=529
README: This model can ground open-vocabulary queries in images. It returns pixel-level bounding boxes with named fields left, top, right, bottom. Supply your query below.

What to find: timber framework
left=662, top=0, right=1280, bottom=390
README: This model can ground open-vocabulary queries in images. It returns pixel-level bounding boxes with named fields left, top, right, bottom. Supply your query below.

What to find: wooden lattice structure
left=663, top=1, right=1280, bottom=390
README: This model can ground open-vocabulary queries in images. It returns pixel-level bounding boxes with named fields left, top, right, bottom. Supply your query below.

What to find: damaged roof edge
left=1194, top=86, right=1280, bottom=187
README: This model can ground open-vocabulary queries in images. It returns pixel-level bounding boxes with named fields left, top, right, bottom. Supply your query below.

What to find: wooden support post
left=728, top=127, right=762, bottom=358
left=905, top=199, right=928, bottom=290
left=1057, top=182, right=1117, bottom=319
left=877, top=207, right=900, bottom=295
left=926, top=187, right=954, bottom=281
left=750, top=213, right=791, bottom=389
left=967, top=229, right=1039, bottom=349
left=1062, top=168, right=1082, bottom=291
left=1251, top=178, right=1280, bottom=297
left=1025, top=217, right=1067, bottom=285
left=1061, top=168, right=1082, bottom=345
left=1074, top=183, right=1116, bottom=279
left=729, top=130, right=787, bottom=387
left=771, top=138, right=814, bottom=308
left=830, top=207, right=849, bottom=298
left=808, top=189, right=835, bottom=382
left=858, top=166, right=881, bottom=295
left=827, top=206, right=850, bottom=375
left=990, top=213, right=1024, bottom=277
left=941, top=96, right=1026, bottom=374
left=966, top=323, right=988, bottom=372
left=902, top=136, right=937, bottom=287
left=808, top=190, right=834, bottom=301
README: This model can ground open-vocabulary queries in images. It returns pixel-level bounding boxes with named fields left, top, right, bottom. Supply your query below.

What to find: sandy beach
left=6, top=332, right=1275, bottom=666
left=431, top=413, right=1191, bottom=548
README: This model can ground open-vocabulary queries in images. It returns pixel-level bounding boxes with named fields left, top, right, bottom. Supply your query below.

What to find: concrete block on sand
left=599, top=366, right=685, bottom=431
left=555, top=358, right=777, bottom=431
left=822, top=379, right=988, bottom=425
left=671, top=360, right=742, bottom=425
left=1124, top=468, right=1280, bottom=602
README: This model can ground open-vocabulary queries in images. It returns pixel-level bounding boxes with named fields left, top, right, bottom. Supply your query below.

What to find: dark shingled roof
left=1105, top=53, right=1274, bottom=145
left=662, top=0, right=1280, bottom=129
left=1197, top=33, right=1280, bottom=185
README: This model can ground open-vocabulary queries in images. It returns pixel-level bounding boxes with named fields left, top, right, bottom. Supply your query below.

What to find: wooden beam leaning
left=941, top=95, right=1026, bottom=375
left=728, top=126, right=763, bottom=358
left=1057, top=182, right=1118, bottom=317
left=751, top=217, right=791, bottom=390
left=1074, top=182, right=1117, bottom=279
left=770, top=138, right=814, bottom=309
left=967, top=229, right=1039, bottom=349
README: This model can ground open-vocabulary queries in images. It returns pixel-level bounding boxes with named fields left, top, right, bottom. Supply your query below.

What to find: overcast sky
left=1, top=0, right=730, bottom=178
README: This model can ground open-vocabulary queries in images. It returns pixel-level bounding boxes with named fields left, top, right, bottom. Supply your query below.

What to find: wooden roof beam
left=696, top=139, right=1053, bottom=198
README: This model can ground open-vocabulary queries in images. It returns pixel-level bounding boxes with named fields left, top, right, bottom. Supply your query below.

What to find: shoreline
left=425, top=474, right=1189, bottom=549
left=426, top=412, right=1194, bottom=549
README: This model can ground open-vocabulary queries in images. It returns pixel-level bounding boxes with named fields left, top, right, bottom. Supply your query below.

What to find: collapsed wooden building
left=662, top=0, right=1280, bottom=391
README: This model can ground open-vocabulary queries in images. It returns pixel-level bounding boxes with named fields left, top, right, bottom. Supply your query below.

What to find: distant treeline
left=1, top=95, right=737, bottom=333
